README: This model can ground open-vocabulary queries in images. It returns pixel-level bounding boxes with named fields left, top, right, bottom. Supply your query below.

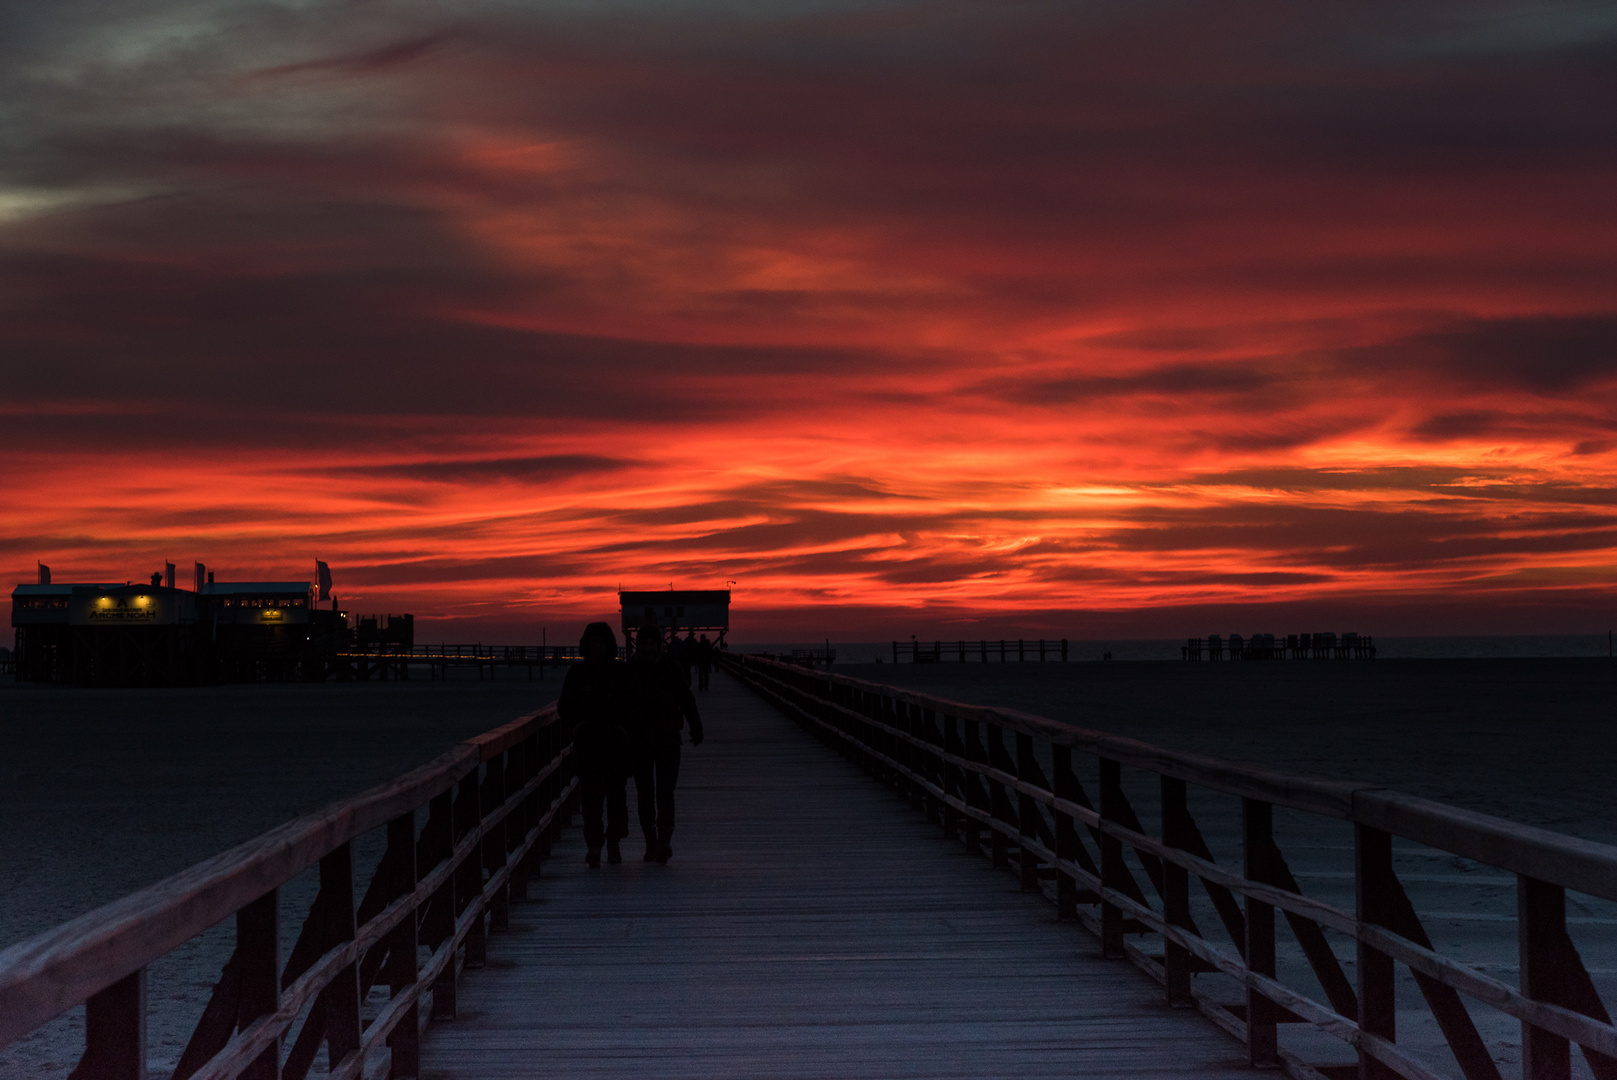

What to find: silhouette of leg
left=580, top=771, right=605, bottom=867
left=632, top=753, right=657, bottom=859
left=655, top=746, right=682, bottom=862
left=607, top=771, right=629, bottom=840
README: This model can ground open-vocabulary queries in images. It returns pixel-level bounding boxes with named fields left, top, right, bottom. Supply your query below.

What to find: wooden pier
left=5, top=662, right=1617, bottom=1080
left=417, top=670, right=1249, bottom=1079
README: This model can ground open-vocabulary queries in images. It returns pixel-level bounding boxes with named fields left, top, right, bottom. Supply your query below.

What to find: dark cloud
left=1185, top=466, right=1477, bottom=491
left=1364, top=315, right=1617, bottom=393
left=1102, top=503, right=1617, bottom=570
left=332, top=455, right=632, bottom=484
left=245, top=32, right=459, bottom=82
left=980, top=364, right=1283, bottom=405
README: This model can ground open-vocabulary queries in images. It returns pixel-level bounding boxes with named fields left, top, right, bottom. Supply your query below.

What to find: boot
left=586, top=846, right=601, bottom=869
left=606, top=838, right=622, bottom=864
left=642, top=833, right=658, bottom=862
left=656, top=830, right=673, bottom=865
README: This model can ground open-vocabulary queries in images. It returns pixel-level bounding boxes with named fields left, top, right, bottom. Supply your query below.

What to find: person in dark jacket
left=628, top=620, right=703, bottom=863
left=694, top=633, right=714, bottom=690
left=557, top=622, right=630, bottom=867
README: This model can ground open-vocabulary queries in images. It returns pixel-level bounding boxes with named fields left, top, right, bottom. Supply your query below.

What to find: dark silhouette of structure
left=9, top=562, right=405, bottom=685
left=618, top=588, right=729, bottom=647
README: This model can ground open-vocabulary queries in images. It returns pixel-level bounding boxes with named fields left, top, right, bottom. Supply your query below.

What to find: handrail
left=726, top=653, right=1617, bottom=1080
left=0, top=702, right=577, bottom=1079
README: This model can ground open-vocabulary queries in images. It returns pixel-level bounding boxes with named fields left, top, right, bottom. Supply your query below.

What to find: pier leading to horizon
left=3, top=658, right=1617, bottom=1080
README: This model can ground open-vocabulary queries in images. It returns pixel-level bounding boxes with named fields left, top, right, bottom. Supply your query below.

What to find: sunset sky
left=4, top=0, right=1616, bottom=639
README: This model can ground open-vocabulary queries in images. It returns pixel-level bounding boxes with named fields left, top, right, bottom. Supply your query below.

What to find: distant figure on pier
left=695, top=633, right=714, bottom=690
left=629, top=620, right=704, bottom=864
left=682, top=630, right=699, bottom=686
left=558, top=622, right=631, bottom=868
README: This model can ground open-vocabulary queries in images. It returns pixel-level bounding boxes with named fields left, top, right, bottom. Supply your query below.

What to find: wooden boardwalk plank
left=419, top=671, right=1254, bottom=1078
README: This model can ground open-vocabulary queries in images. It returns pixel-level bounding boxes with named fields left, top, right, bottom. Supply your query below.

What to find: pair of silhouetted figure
left=557, top=620, right=704, bottom=868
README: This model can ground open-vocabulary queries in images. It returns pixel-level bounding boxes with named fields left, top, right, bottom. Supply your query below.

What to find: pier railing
left=0, top=705, right=577, bottom=1080
left=335, top=644, right=629, bottom=680
left=893, top=638, right=1070, bottom=663
left=1186, top=633, right=1377, bottom=661
left=726, top=653, right=1617, bottom=1080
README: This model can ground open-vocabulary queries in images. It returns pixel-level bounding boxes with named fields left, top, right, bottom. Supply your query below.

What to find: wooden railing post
left=1015, top=733, right=1041, bottom=892
left=1243, top=798, right=1279, bottom=1068
left=1053, top=747, right=1080, bottom=922
left=322, top=843, right=362, bottom=1073
left=1520, top=875, right=1572, bottom=1080
left=942, top=713, right=962, bottom=843
left=455, top=770, right=486, bottom=969
left=237, top=891, right=279, bottom=1080
left=921, top=706, right=942, bottom=824
left=541, top=724, right=559, bottom=853
left=425, top=789, right=458, bottom=1021
left=485, top=750, right=510, bottom=932
left=986, top=724, right=1011, bottom=870
left=1098, top=757, right=1125, bottom=958
left=1356, top=824, right=1398, bottom=1080
left=1161, top=776, right=1193, bottom=1007
left=510, top=735, right=535, bottom=900
left=963, top=719, right=985, bottom=856
left=76, top=968, right=147, bottom=1080
left=386, top=812, right=421, bottom=1080
left=897, top=700, right=916, bottom=805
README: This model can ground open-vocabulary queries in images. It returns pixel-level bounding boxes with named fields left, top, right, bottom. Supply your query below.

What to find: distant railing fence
left=725, top=653, right=1617, bottom=1080
left=0, top=706, right=578, bottom=1080
left=1186, top=634, right=1376, bottom=661
left=335, top=645, right=609, bottom=681
left=893, top=638, right=1070, bottom=663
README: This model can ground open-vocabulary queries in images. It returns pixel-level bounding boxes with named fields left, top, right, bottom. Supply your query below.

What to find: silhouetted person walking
left=629, top=620, right=703, bottom=863
left=558, top=622, right=630, bottom=867
left=695, top=633, right=714, bottom=690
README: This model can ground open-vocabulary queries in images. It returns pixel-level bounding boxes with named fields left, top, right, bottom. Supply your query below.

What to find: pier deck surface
left=419, top=671, right=1253, bottom=1079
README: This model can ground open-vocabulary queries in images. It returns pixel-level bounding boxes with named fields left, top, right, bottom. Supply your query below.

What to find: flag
left=164, top=562, right=176, bottom=588
left=194, top=562, right=206, bottom=591
left=37, top=562, right=49, bottom=586
left=316, top=560, right=332, bottom=601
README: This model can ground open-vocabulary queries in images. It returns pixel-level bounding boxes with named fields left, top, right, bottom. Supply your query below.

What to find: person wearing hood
left=557, top=621, right=631, bottom=867
left=628, top=620, right=704, bottom=863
